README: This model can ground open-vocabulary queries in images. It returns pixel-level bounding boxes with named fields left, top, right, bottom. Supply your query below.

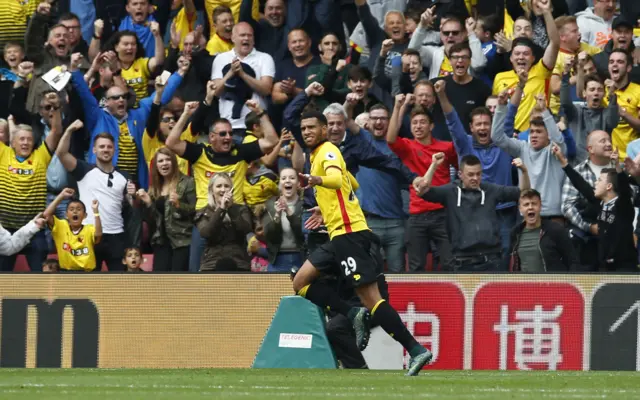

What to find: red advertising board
left=389, top=282, right=465, bottom=369
left=471, top=282, right=584, bottom=370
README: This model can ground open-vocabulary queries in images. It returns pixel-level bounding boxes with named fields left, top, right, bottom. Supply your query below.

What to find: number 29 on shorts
left=342, top=257, right=357, bottom=276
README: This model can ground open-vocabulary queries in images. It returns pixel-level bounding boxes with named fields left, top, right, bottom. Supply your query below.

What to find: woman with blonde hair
left=195, top=173, right=253, bottom=271
left=136, top=148, right=195, bottom=271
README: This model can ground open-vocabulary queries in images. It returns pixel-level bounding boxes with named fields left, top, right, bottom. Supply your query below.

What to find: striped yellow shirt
left=117, top=122, right=139, bottom=179
left=121, top=58, right=151, bottom=107
left=0, top=141, right=52, bottom=229
left=0, top=0, right=37, bottom=51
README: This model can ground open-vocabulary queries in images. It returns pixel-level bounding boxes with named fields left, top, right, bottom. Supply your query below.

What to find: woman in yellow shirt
left=108, top=27, right=165, bottom=107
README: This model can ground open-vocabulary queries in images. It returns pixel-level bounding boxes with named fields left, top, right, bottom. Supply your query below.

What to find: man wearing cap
left=592, top=17, right=640, bottom=83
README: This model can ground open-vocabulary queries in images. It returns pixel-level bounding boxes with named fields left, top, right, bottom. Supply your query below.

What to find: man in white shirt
left=211, top=22, right=275, bottom=140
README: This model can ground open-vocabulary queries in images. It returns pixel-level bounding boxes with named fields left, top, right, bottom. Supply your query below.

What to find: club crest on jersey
left=326, top=152, right=337, bottom=160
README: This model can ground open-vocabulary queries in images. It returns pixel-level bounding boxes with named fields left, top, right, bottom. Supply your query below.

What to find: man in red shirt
left=387, top=93, right=457, bottom=271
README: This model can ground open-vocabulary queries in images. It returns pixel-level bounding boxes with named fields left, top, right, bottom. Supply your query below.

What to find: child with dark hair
left=123, top=247, right=143, bottom=272
left=44, top=188, right=102, bottom=272
left=42, top=258, right=60, bottom=273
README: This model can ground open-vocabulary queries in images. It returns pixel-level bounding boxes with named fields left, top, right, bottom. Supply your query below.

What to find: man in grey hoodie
left=576, top=0, right=616, bottom=48
left=492, top=69, right=568, bottom=221
left=562, top=55, right=619, bottom=163
left=415, top=153, right=530, bottom=272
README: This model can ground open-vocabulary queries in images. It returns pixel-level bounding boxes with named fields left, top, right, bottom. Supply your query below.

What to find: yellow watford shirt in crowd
left=0, top=0, right=37, bottom=51
left=143, top=125, right=198, bottom=175
left=121, top=58, right=151, bottom=107
left=206, top=33, right=234, bottom=56
left=493, top=60, right=552, bottom=132
left=172, top=6, right=196, bottom=50
left=310, top=142, right=367, bottom=239
left=603, top=82, right=640, bottom=160
left=205, top=0, right=259, bottom=31
left=117, top=121, right=139, bottom=178
left=0, top=142, right=51, bottom=229
left=244, top=169, right=278, bottom=208
left=181, top=140, right=264, bottom=209
left=439, top=56, right=453, bottom=77
left=549, top=44, right=601, bottom=114
left=51, top=217, right=97, bottom=271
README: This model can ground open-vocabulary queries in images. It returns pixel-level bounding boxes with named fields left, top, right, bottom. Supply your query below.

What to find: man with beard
left=561, top=130, right=617, bottom=271
left=57, top=123, right=131, bottom=271
left=355, top=104, right=409, bottom=273
left=563, top=57, right=619, bottom=164
left=492, top=0, right=560, bottom=133
left=435, top=79, right=517, bottom=266
left=387, top=93, right=458, bottom=271
left=206, top=5, right=234, bottom=56
left=549, top=16, right=602, bottom=115
left=409, top=12, right=486, bottom=80
left=416, top=153, right=530, bottom=272
left=212, top=23, right=275, bottom=137
left=591, top=17, right=640, bottom=83
left=600, top=49, right=640, bottom=160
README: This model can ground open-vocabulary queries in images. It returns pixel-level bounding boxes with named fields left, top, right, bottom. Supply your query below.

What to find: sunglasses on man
left=107, top=93, right=130, bottom=101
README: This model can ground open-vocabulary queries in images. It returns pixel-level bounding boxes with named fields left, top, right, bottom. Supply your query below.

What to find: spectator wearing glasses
left=56, top=121, right=134, bottom=271
left=408, top=12, right=486, bottom=80
left=0, top=109, right=63, bottom=271
left=70, top=53, right=184, bottom=190
left=166, top=100, right=278, bottom=271
left=59, top=12, right=89, bottom=57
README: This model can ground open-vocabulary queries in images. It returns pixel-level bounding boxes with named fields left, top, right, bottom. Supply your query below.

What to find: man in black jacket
left=416, top=153, right=530, bottom=271
left=554, top=144, right=638, bottom=272
left=511, top=189, right=579, bottom=272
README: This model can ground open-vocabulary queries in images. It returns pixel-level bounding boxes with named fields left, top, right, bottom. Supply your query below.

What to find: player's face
left=66, top=201, right=86, bottom=229
left=583, top=81, right=604, bottom=109
left=470, top=114, right=491, bottom=145
left=12, top=130, right=34, bottom=158
left=410, top=114, right=432, bottom=140
left=155, top=153, right=174, bottom=177
left=519, top=196, right=541, bottom=226
left=368, top=109, right=389, bottom=138
left=459, top=163, right=482, bottom=190
left=300, top=117, right=326, bottom=147
left=326, top=114, right=346, bottom=145
left=279, top=168, right=299, bottom=198
left=608, top=52, right=631, bottom=83
left=529, top=124, right=550, bottom=150
left=510, top=45, right=534, bottom=72
left=123, top=249, right=142, bottom=269
left=93, top=138, right=115, bottom=163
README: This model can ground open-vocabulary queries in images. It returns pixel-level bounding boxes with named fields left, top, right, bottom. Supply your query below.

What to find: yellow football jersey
left=439, top=56, right=453, bottom=77
left=310, top=142, right=368, bottom=239
left=0, top=142, right=51, bottom=229
left=549, top=44, right=601, bottom=114
left=51, top=217, right=97, bottom=272
left=243, top=172, right=278, bottom=207
left=121, top=57, right=151, bottom=107
left=603, top=82, right=640, bottom=160
left=493, top=60, right=552, bottom=132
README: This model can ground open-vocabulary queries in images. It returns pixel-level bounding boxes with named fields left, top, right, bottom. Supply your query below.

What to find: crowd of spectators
left=1, top=0, right=640, bottom=273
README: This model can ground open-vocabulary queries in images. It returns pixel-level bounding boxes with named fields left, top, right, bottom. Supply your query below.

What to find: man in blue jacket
left=434, top=79, right=517, bottom=266
left=69, top=52, right=184, bottom=190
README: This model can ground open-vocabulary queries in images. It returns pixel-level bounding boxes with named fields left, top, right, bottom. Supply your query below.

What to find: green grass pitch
left=0, top=369, right=638, bottom=399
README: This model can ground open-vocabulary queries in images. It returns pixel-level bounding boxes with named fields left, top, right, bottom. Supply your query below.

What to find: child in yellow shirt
left=243, top=161, right=279, bottom=211
left=44, top=188, right=102, bottom=272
